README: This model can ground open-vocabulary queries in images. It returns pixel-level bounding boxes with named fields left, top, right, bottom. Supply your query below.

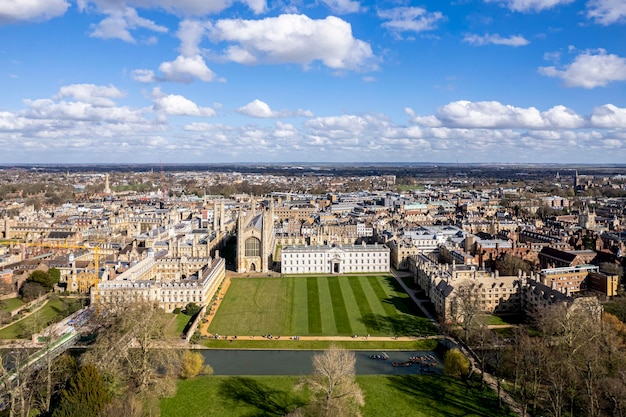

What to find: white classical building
left=281, top=243, right=389, bottom=274
left=91, top=251, right=225, bottom=312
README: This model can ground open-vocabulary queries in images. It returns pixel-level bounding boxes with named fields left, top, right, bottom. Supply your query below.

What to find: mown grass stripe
left=317, top=278, right=337, bottom=335
left=306, top=277, right=322, bottom=334
left=328, top=277, right=351, bottom=335
left=348, top=277, right=378, bottom=334
left=291, top=277, right=309, bottom=335
left=367, top=276, right=398, bottom=317
left=338, top=276, right=368, bottom=335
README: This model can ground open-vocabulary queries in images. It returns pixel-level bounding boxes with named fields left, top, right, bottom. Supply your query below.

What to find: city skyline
left=0, top=0, right=625, bottom=164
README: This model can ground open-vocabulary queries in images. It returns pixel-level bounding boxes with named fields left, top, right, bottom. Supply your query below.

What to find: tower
left=236, top=198, right=275, bottom=273
left=103, top=174, right=111, bottom=194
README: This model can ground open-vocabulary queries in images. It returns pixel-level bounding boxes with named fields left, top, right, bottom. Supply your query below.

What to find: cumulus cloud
left=237, top=99, right=313, bottom=118
left=0, top=0, right=68, bottom=24
left=89, top=7, right=167, bottom=42
left=132, top=69, right=157, bottom=82
left=133, top=20, right=219, bottom=83
left=151, top=87, right=215, bottom=117
left=378, top=7, right=444, bottom=36
left=406, top=100, right=587, bottom=129
left=23, top=98, right=143, bottom=123
left=539, top=49, right=626, bottom=88
left=590, top=104, right=626, bottom=128
left=321, top=0, right=361, bottom=13
left=463, top=33, right=529, bottom=47
left=237, top=100, right=277, bottom=118
left=209, top=14, right=376, bottom=71
left=158, top=55, right=216, bottom=83
left=177, top=19, right=206, bottom=56
left=3, top=85, right=626, bottom=163
left=77, top=0, right=266, bottom=16
left=587, top=0, right=626, bottom=24
left=485, top=0, right=574, bottom=12
left=55, top=84, right=126, bottom=107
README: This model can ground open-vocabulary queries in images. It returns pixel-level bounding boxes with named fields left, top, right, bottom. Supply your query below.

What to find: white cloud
left=132, top=69, right=157, bottom=83
left=407, top=100, right=588, bottom=129
left=177, top=20, right=206, bottom=56
left=133, top=20, right=218, bottom=83
left=77, top=0, right=266, bottom=16
left=158, top=55, right=216, bottom=83
left=238, top=99, right=277, bottom=118
left=55, top=84, right=126, bottom=107
left=23, top=98, right=144, bottom=123
left=539, top=49, right=626, bottom=88
left=209, top=14, right=376, bottom=71
left=0, top=0, right=68, bottom=24
left=237, top=99, right=313, bottom=118
left=89, top=7, right=167, bottom=43
left=378, top=7, right=444, bottom=35
left=272, top=122, right=297, bottom=138
left=485, top=0, right=574, bottom=12
left=404, top=108, right=442, bottom=127
left=151, top=88, right=215, bottom=117
left=463, top=33, right=529, bottom=47
left=542, top=105, right=586, bottom=128
left=587, top=0, right=626, bottom=25
left=590, top=104, right=626, bottom=128
left=321, top=0, right=361, bottom=14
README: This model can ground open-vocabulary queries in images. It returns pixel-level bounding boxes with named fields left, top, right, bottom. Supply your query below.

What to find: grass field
left=0, top=298, right=82, bottom=339
left=208, top=275, right=437, bottom=337
left=0, top=297, right=24, bottom=312
left=161, top=374, right=515, bottom=417
left=200, top=338, right=439, bottom=350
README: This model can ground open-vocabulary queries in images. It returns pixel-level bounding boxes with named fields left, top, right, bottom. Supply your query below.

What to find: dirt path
left=199, top=275, right=232, bottom=336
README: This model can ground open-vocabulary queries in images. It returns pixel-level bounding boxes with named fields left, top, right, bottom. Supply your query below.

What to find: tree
left=47, top=268, right=61, bottom=287
left=450, top=281, right=481, bottom=341
left=52, top=364, right=110, bottom=417
left=443, top=349, right=470, bottom=379
left=19, top=281, right=46, bottom=302
left=495, top=253, right=532, bottom=276
left=183, top=302, right=201, bottom=317
left=180, top=351, right=213, bottom=379
left=297, top=345, right=364, bottom=417
left=82, top=303, right=182, bottom=403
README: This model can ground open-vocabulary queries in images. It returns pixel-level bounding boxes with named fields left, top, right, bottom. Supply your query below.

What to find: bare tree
left=297, top=345, right=364, bottom=417
left=512, top=330, right=546, bottom=417
left=450, top=281, right=481, bottom=342
left=82, top=302, right=182, bottom=404
left=0, top=346, right=37, bottom=417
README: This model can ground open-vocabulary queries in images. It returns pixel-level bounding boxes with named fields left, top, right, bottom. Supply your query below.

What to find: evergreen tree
left=52, top=364, right=110, bottom=417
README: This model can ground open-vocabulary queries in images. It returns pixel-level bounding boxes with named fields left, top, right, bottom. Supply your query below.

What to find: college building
left=281, top=243, right=390, bottom=274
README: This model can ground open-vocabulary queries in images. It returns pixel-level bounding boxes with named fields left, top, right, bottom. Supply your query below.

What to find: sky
left=0, top=0, right=625, bottom=165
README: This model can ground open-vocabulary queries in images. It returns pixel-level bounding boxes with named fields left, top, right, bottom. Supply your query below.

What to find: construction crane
left=1, top=239, right=101, bottom=293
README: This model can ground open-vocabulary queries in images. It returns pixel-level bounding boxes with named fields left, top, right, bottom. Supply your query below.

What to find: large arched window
left=245, top=237, right=261, bottom=257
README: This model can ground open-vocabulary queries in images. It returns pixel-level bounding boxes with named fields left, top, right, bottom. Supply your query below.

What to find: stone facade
left=281, top=243, right=389, bottom=274
left=236, top=199, right=275, bottom=273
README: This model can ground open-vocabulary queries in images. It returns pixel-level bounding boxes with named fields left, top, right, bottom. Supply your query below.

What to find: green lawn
left=200, top=338, right=439, bottom=350
left=0, top=298, right=82, bottom=339
left=208, top=276, right=437, bottom=337
left=480, top=314, right=525, bottom=326
left=161, top=374, right=515, bottom=417
left=164, top=313, right=192, bottom=339
left=0, top=297, right=24, bottom=312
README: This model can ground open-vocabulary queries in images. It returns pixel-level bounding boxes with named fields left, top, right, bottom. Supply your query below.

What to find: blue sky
left=0, top=0, right=625, bottom=164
